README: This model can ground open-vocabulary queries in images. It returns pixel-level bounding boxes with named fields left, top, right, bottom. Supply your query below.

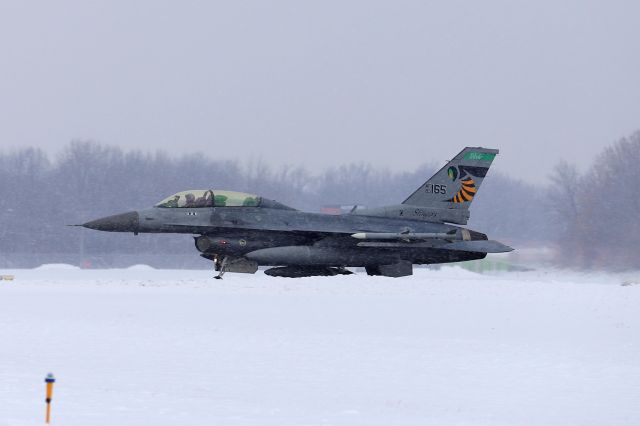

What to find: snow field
left=0, top=266, right=639, bottom=425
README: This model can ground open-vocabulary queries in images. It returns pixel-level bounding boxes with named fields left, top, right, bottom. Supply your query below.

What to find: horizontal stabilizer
left=442, top=240, right=513, bottom=253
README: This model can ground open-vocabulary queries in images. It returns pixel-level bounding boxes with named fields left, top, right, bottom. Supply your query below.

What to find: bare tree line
left=0, top=132, right=638, bottom=270
left=548, top=131, right=640, bottom=269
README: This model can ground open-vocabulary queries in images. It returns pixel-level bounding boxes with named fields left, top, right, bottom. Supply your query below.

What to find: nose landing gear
left=209, top=255, right=259, bottom=279
left=213, top=256, right=228, bottom=280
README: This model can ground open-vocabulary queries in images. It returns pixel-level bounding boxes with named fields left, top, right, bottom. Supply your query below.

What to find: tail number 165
left=425, top=184, right=447, bottom=194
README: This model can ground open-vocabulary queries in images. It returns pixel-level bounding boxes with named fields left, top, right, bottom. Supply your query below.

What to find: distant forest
left=1, top=131, right=639, bottom=270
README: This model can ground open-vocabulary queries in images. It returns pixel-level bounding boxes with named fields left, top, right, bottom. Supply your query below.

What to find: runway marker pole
left=44, top=373, right=55, bottom=423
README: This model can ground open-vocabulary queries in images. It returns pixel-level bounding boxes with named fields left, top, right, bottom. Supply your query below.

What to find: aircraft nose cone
left=83, top=211, right=139, bottom=232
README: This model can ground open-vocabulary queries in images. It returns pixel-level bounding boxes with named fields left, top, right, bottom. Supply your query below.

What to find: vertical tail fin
left=402, top=147, right=498, bottom=209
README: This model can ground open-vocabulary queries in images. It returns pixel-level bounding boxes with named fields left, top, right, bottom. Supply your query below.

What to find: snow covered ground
left=1, top=265, right=639, bottom=425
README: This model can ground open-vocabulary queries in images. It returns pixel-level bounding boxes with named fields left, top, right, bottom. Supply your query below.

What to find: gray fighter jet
left=81, top=147, right=513, bottom=278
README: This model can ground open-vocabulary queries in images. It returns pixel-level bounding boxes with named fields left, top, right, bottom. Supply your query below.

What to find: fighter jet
left=81, top=147, right=513, bottom=278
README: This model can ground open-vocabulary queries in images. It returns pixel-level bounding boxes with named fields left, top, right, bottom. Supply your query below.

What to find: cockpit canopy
left=155, top=190, right=261, bottom=208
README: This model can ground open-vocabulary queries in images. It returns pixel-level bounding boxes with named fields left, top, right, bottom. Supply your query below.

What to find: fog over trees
left=1, top=132, right=638, bottom=270
left=548, top=131, right=640, bottom=270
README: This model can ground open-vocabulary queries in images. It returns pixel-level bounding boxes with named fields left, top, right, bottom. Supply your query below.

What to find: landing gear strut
left=213, top=256, right=228, bottom=280
left=206, top=254, right=258, bottom=279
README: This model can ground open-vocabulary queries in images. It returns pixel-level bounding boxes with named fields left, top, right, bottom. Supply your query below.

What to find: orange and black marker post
left=44, top=373, right=55, bottom=423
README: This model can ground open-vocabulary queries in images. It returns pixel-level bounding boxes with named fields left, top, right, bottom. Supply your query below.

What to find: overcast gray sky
left=1, top=0, right=638, bottom=181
